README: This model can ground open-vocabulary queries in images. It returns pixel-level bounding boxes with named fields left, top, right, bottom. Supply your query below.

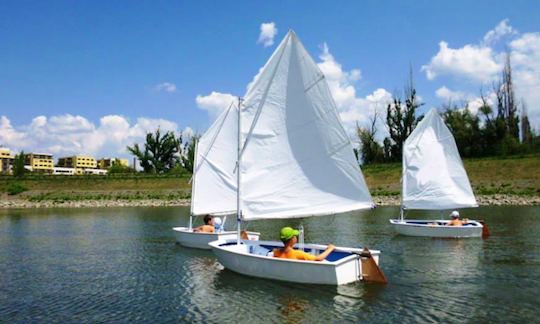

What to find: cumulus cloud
left=154, top=82, right=177, bottom=93
left=424, top=19, right=540, bottom=127
left=435, top=86, right=468, bottom=102
left=195, top=91, right=236, bottom=117
left=316, top=43, right=392, bottom=138
left=0, top=114, right=187, bottom=161
left=257, top=22, right=278, bottom=47
left=482, top=19, right=517, bottom=46
left=421, top=41, right=501, bottom=81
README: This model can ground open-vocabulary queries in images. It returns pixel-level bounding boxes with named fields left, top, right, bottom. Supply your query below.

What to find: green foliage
left=181, top=135, right=199, bottom=174
left=127, top=129, right=182, bottom=174
left=356, top=119, right=384, bottom=165
left=108, top=163, right=135, bottom=174
left=12, top=151, right=26, bottom=177
left=7, top=182, right=27, bottom=195
left=384, top=69, right=423, bottom=162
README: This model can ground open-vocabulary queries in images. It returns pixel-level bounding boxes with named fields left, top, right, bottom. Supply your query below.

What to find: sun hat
left=450, top=211, right=460, bottom=218
left=280, top=227, right=300, bottom=242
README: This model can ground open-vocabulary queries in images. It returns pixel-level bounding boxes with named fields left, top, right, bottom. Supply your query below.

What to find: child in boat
left=447, top=211, right=469, bottom=226
left=273, top=227, right=335, bottom=261
left=193, top=215, right=215, bottom=233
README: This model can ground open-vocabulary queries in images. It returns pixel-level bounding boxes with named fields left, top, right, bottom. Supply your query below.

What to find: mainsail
left=239, top=31, right=373, bottom=220
left=191, top=103, right=238, bottom=216
left=402, top=108, right=478, bottom=210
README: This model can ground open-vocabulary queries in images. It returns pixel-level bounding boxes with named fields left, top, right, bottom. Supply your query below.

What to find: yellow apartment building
left=97, top=158, right=129, bottom=169
left=25, top=153, right=54, bottom=173
left=57, top=155, right=97, bottom=174
left=0, top=148, right=15, bottom=174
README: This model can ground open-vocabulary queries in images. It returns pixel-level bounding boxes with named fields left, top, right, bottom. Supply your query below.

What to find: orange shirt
left=273, top=248, right=317, bottom=261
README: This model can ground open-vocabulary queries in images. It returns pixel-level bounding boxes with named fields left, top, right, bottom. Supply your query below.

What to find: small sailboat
left=173, top=99, right=260, bottom=249
left=209, top=30, right=386, bottom=285
left=389, top=108, right=486, bottom=238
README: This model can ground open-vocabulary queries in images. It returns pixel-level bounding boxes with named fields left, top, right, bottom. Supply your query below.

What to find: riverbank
left=1, top=194, right=538, bottom=209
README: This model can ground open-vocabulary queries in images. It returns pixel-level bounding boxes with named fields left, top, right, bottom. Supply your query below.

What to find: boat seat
left=249, top=245, right=271, bottom=256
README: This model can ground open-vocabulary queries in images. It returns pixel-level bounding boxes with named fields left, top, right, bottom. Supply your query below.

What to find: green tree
left=108, top=163, right=135, bottom=174
left=356, top=115, right=384, bottom=164
left=442, top=104, right=482, bottom=157
left=385, top=68, right=423, bottom=161
left=12, top=151, right=26, bottom=177
left=127, top=129, right=182, bottom=173
left=181, top=135, right=200, bottom=174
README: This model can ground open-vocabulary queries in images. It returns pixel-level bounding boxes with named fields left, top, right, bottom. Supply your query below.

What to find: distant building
left=0, top=148, right=15, bottom=174
left=25, top=153, right=54, bottom=173
left=97, top=158, right=129, bottom=169
left=52, top=167, right=76, bottom=175
left=57, top=155, right=97, bottom=174
left=83, top=168, right=107, bottom=175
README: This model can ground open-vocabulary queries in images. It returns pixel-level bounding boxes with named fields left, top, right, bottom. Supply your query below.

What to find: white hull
left=173, top=227, right=260, bottom=249
left=209, top=239, right=381, bottom=285
left=389, top=219, right=483, bottom=238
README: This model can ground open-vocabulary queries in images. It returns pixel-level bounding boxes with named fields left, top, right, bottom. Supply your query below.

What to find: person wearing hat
left=273, top=227, right=335, bottom=261
left=447, top=211, right=468, bottom=226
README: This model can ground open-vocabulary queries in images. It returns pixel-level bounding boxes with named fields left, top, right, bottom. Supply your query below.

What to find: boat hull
left=389, top=219, right=483, bottom=238
left=209, top=239, right=381, bottom=285
left=172, top=227, right=260, bottom=249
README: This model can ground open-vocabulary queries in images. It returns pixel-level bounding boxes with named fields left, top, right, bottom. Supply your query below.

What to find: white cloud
left=257, top=22, right=278, bottom=47
left=424, top=19, right=540, bottom=128
left=0, top=114, right=187, bottom=161
left=154, top=82, right=177, bottom=93
left=483, top=19, right=517, bottom=46
left=317, top=43, right=392, bottom=138
left=435, top=86, right=467, bottom=102
left=421, top=41, right=501, bottom=81
left=195, top=91, right=236, bottom=117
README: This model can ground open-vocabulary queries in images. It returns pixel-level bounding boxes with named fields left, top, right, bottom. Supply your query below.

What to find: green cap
left=280, top=227, right=300, bottom=242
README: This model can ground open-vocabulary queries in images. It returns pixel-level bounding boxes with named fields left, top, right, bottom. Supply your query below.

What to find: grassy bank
left=363, top=154, right=540, bottom=196
left=1, top=155, right=538, bottom=203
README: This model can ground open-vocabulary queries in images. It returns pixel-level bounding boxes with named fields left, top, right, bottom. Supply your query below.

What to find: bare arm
left=315, top=244, right=336, bottom=261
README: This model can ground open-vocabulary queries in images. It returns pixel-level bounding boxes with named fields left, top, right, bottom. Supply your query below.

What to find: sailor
left=273, top=227, right=335, bottom=261
left=193, top=215, right=215, bottom=233
left=447, top=211, right=468, bottom=226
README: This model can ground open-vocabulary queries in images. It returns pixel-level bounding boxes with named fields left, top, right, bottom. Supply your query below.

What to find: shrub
left=7, top=182, right=28, bottom=195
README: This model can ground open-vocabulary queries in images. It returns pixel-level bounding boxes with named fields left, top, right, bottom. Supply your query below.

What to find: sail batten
left=402, top=108, right=478, bottom=210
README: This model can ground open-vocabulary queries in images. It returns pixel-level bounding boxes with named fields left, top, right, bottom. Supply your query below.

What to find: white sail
left=239, top=30, right=373, bottom=220
left=191, top=103, right=238, bottom=216
left=402, top=108, right=478, bottom=210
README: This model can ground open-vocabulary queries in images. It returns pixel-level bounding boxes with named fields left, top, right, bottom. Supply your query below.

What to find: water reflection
left=0, top=206, right=539, bottom=322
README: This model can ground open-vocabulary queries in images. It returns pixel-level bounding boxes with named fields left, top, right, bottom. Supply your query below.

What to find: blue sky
left=1, top=1, right=539, bottom=159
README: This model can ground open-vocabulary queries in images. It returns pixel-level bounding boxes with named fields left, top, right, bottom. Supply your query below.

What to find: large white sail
left=239, top=31, right=373, bottom=220
left=402, top=108, right=478, bottom=210
left=191, top=103, right=238, bottom=216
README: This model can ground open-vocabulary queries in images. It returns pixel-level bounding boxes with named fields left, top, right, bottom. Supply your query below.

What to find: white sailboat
left=173, top=100, right=260, bottom=249
left=389, top=108, right=487, bottom=238
left=209, top=30, right=386, bottom=285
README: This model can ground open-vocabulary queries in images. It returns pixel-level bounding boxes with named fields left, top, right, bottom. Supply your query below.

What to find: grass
left=361, top=154, right=540, bottom=196
left=0, top=155, right=538, bottom=201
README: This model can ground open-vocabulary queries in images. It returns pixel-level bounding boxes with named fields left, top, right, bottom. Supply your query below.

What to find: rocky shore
left=1, top=195, right=538, bottom=209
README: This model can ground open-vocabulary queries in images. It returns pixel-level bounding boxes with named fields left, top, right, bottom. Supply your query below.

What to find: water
left=0, top=206, right=539, bottom=322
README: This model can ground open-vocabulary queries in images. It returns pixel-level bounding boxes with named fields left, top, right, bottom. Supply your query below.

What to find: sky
left=1, top=1, right=539, bottom=161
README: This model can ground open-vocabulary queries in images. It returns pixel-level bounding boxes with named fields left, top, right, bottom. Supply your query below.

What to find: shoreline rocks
left=0, top=194, right=538, bottom=209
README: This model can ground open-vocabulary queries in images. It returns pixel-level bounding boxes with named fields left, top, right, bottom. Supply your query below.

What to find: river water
left=0, top=206, right=539, bottom=322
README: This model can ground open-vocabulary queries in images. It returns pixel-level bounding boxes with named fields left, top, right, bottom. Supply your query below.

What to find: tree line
left=357, top=53, right=539, bottom=165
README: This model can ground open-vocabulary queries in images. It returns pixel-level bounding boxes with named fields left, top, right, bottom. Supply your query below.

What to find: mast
left=236, top=96, right=243, bottom=244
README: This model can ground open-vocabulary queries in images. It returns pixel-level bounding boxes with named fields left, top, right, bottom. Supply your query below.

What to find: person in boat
left=447, top=211, right=469, bottom=226
left=193, top=215, right=215, bottom=233
left=273, top=227, right=335, bottom=261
